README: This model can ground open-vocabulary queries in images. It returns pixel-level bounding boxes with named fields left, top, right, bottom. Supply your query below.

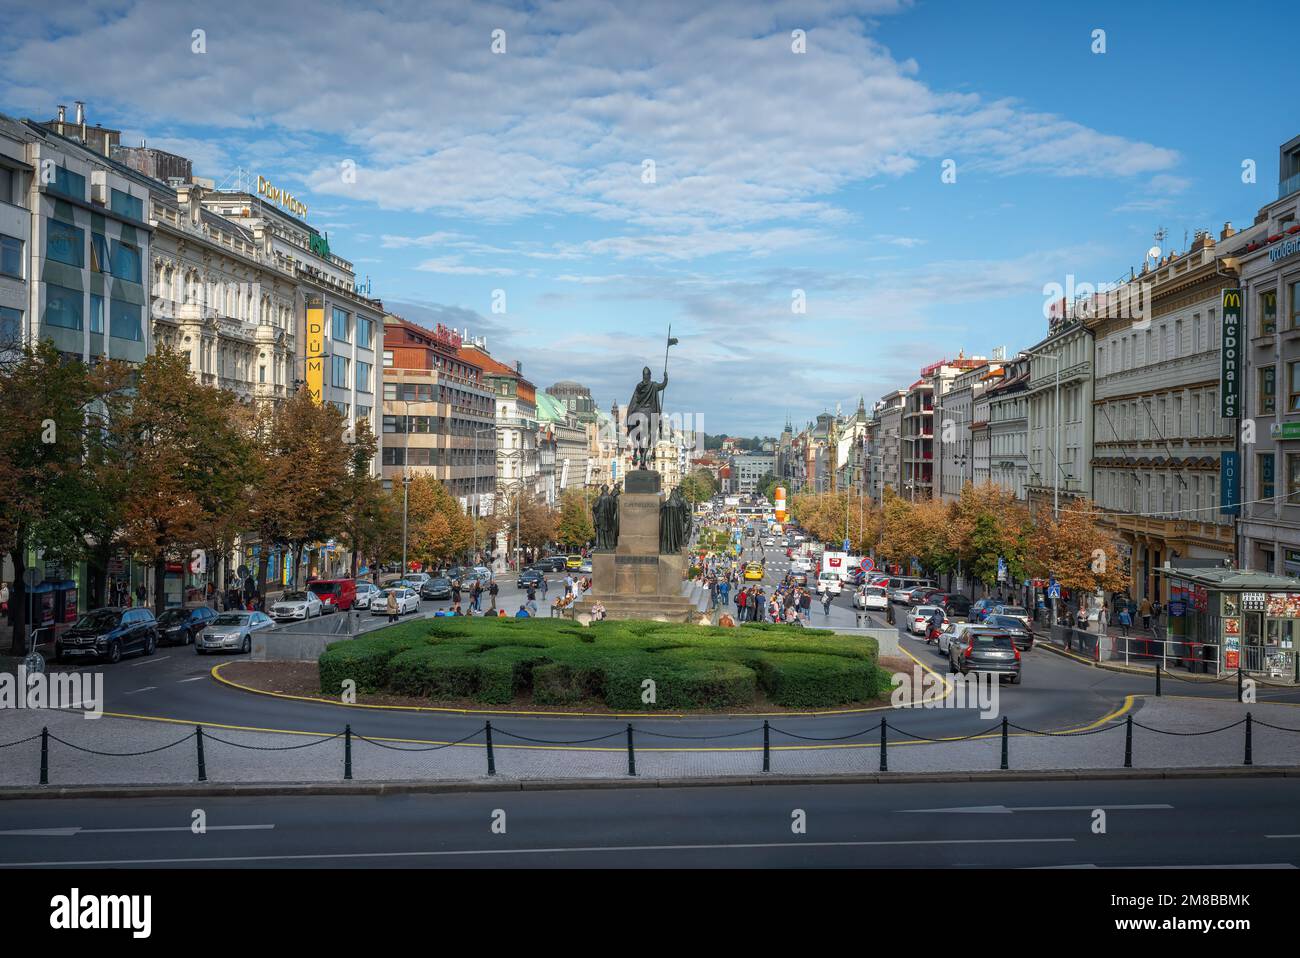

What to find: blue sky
left=2, top=0, right=1295, bottom=434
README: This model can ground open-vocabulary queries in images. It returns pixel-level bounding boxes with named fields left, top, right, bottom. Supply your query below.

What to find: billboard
left=1220, top=288, right=1241, bottom=418
left=305, top=294, right=325, bottom=405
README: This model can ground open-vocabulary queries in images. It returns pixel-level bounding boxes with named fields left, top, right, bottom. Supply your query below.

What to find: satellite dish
left=1146, top=245, right=1162, bottom=262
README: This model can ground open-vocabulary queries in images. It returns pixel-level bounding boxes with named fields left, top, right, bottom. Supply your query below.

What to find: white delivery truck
left=821, top=551, right=848, bottom=583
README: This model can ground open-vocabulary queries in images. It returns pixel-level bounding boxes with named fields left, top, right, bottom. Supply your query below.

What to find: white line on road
left=0, top=824, right=274, bottom=837
left=122, top=687, right=156, bottom=695
left=901, top=804, right=1173, bottom=814
left=178, top=677, right=206, bottom=683
left=0, top=836, right=1074, bottom=867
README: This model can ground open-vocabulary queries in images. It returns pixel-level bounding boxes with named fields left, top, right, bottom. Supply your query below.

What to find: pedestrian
left=1076, top=605, right=1088, bottom=631
left=1139, top=596, right=1152, bottom=633
left=452, top=580, right=462, bottom=607
left=515, top=604, right=530, bottom=618
left=822, top=589, right=832, bottom=616
left=488, top=579, right=499, bottom=613
left=540, top=574, right=549, bottom=598
left=799, top=589, right=811, bottom=624
left=719, top=579, right=731, bottom=606
left=135, top=584, right=147, bottom=608
left=1118, top=606, right=1132, bottom=637
left=471, top=580, right=483, bottom=612
left=736, top=588, right=748, bottom=620
left=0, top=580, right=8, bottom=617
left=525, top=590, right=539, bottom=617
left=1151, top=598, right=1162, bottom=632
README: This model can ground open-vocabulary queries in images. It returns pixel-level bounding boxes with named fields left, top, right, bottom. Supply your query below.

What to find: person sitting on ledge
left=515, top=604, right=530, bottom=618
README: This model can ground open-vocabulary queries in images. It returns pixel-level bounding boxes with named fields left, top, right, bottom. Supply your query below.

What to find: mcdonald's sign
left=305, top=295, right=325, bottom=405
left=1221, top=288, right=1241, bottom=419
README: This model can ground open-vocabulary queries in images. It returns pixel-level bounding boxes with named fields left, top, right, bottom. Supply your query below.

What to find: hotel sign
left=257, top=175, right=308, bottom=218
left=1220, top=288, right=1241, bottom=418
left=305, top=295, right=324, bottom=405
left=1270, top=237, right=1300, bottom=263
left=1220, top=451, right=1239, bottom=516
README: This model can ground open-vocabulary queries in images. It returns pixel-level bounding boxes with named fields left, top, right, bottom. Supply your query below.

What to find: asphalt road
left=2, top=777, right=1298, bottom=868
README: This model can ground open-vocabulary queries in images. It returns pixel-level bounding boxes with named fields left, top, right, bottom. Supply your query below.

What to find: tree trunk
left=7, top=544, right=26, bottom=655
left=153, top=552, right=167, bottom=615
left=257, top=549, right=270, bottom=608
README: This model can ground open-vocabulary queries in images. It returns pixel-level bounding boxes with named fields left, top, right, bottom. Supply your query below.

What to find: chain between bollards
left=1000, top=716, right=1009, bottom=770
left=344, top=724, right=352, bottom=780
left=626, top=723, right=636, bottom=777
left=1245, top=712, right=1253, bottom=767
left=485, top=721, right=496, bottom=776
left=762, top=720, right=770, bottom=773
left=196, top=724, right=207, bottom=782
left=1123, top=714, right=1133, bottom=769
left=39, top=726, right=48, bottom=786
left=879, top=717, right=887, bottom=772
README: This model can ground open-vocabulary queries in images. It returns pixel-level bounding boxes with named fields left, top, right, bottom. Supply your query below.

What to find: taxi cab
left=743, top=563, right=765, bottom=581
left=566, top=555, right=583, bottom=570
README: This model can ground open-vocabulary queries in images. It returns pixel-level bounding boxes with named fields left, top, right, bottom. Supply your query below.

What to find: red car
left=306, top=578, right=356, bottom=612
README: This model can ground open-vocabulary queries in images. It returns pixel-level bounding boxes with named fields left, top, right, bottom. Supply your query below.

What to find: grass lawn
left=319, top=617, right=886, bottom=710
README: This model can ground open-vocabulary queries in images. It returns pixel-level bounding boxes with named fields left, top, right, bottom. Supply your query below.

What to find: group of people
left=700, top=565, right=826, bottom=626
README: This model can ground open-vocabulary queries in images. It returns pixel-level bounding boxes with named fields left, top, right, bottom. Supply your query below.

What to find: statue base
left=573, top=484, right=696, bottom=622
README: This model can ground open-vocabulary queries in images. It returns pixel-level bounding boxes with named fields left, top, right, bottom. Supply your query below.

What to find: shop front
left=1159, top=567, right=1300, bottom=680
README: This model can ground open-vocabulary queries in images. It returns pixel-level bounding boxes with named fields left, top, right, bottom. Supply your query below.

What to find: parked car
left=270, top=590, right=323, bottom=622
left=353, top=582, right=381, bottom=610
left=55, top=607, right=158, bottom=664
left=538, top=556, right=568, bottom=572
left=517, top=569, right=546, bottom=590
left=904, top=586, right=942, bottom=606
left=854, top=585, right=889, bottom=611
left=421, top=577, right=453, bottom=601
left=949, top=629, right=1022, bottom=682
left=906, top=604, right=945, bottom=636
left=155, top=606, right=218, bottom=646
left=371, top=587, right=421, bottom=616
left=196, top=611, right=275, bottom=655
left=984, top=614, right=1034, bottom=649
left=403, top=572, right=432, bottom=590
left=939, top=621, right=997, bottom=658
left=307, top=578, right=357, bottom=612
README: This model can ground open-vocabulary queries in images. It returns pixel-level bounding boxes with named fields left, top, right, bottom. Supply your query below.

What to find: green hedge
left=318, top=617, right=884, bottom=711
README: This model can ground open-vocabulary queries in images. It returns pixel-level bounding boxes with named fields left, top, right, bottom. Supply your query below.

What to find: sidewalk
left=4, top=696, right=1299, bottom=789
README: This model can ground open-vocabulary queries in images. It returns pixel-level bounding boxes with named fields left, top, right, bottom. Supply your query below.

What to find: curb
left=1, top=765, right=1294, bottom=800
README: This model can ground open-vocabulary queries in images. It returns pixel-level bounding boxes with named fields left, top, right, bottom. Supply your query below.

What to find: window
left=1261, top=453, right=1276, bottom=501
left=382, top=350, right=393, bottom=368
left=0, top=167, right=12, bottom=205
left=110, top=240, right=141, bottom=283
left=0, top=233, right=21, bottom=277
left=1290, top=362, right=1300, bottom=413
left=383, top=383, right=397, bottom=401
left=90, top=294, right=104, bottom=334
left=332, top=307, right=350, bottom=342
left=1293, top=281, right=1300, bottom=332
left=0, top=305, right=20, bottom=342
left=46, top=220, right=83, bottom=267
left=356, top=404, right=371, bottom=422
left=355, top=360, right=371, bottom=393
left=357, top=316, right=373, bottom=349
left=1289, top=454, right=1300, bottom=505
left=110, top=300, right=142, bottom=341
left=332, top=400, right=350, bottom=418
left=332, top=355, right=349, bottom=388
left=43, top=284, right=82, bottom=330
left=1262, top=290, right=1278, bottom=335
left=109, top=188, right=143, bottom=221
left=90, top=233, right=109, bottom=273
left=48, top=166, right=85, bottom=200
left=259, top=365, right=266, bottom=384
left=1260, top=365, right=1276, bottom=416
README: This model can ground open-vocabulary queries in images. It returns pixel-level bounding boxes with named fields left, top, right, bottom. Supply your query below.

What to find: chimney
left=56, top=104, right=66, bottom=135
left=1221, top=221, right=1236, bottom=240
left=75, top=101, right=86, bottom=142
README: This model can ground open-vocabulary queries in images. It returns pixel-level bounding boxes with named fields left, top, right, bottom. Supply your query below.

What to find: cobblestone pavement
left=4, top=695, right=1299, bottom=788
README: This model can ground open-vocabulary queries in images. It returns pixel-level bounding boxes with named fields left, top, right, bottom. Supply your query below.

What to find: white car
left=371, top=587, right=421, bottom=616
left=196, top=611, right=275, bottom=655
left=270, top=590, right=322, bottom=621
left=403, top=572, right=431, bottom=589
left=816, top=571, right=842, bottom=595
left=992, top=604, right=1032, bottom=630
left=907, top=605, right=945, bottom=636
left=792, top=557, right=812, bottom=573
left=854, top=585, right=889, bottom=611
left=353, top=582, right=381, bottom=610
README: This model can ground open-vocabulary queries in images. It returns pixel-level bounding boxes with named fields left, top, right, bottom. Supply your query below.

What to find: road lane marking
left=123, top=687, right=156, bottom=695
left=0, top=824, right=274, bottom=837
left=178, top=677, right=206, bottom=683
left=0, top=836, right=1076, bottom=867
left=901, top=804, right=1173, bottom=814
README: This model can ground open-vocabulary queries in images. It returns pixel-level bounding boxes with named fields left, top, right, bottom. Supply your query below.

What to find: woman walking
left=386, top=588, right=399, bottom=623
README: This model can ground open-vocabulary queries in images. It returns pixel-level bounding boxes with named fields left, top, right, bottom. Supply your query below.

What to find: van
left=886, top=577, right=937, bottom=603
left=816, top=570, right=843, bottom=596
left=307, top=578, right=357, bottom=612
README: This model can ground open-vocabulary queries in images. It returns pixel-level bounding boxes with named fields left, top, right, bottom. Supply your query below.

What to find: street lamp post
left=474, top=426, right=495, bottom=564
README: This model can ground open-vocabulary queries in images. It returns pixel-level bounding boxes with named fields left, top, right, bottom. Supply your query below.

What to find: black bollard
left=39, top=726, right=48, bottom=786
left=879, top=717, right=888, bottom=772
left=1000, top=716, right=1009, bottom=770
left=762, top=720, right=770, bottom=773
left=344, top=724, right=352, bottom=780
left=1245, top=712, right=1253, bottom=767
left=1156, top=662, right=1162, bottom=697
left=1123, top=715, right=1133, bottom=769
left=1238, top=667, right=1244, bottom=703
left=485, top=721, right=496, bottom=776
left=626, top=723, right=636, bottom=777
left=196, top=725, right=207, bottom=782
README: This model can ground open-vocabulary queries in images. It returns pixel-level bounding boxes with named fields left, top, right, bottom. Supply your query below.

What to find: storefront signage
left=256, top=175, right=308, bottom=217
left=1224, top=617, right=1240, bottom=636
left=305, top=295, right=324, bottom=405
left=1265, top=593, right=1300, bottom=617
left=1220, top=451, right=1239, bottom=515
left=1241, top=591, right=1267, bottom=612
left=1269, top=237, right=1300, bottom=263
left=1220, top=288, right=1242, bottom=418
left=1270, top=422, right=1300, bottom=440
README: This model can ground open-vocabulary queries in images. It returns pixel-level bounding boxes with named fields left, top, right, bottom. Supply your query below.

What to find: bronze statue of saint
left=627, top=366, right=667, bottom=471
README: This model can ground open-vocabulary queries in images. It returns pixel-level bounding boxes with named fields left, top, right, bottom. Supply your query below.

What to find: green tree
left=555, top=488, right=595, bottom=548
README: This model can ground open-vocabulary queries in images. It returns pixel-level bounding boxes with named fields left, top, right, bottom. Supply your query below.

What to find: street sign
left=1047, top=584, right=1061, bottom=599
left=843, top=538, right=851, bottom=553
left=997, top=557, right=1007, bottom=583
left=860, top=557, right=875, bottom=573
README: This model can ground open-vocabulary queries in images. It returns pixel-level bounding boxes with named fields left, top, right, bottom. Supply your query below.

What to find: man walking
left=386, top=588, right=399, bottom=623
left=471, top=580, right=483, bottom=613
left=488, top=579, right=499, bottom=613
left=1139, top=595, right=1152, bottom=633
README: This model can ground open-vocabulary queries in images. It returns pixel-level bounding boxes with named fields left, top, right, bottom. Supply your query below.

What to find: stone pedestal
left=574, top=470, right=698, bottom=622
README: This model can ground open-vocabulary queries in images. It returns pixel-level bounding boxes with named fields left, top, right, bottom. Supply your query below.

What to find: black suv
left=55, top=607, right=159, bottom=664
left=537, top=556, right=567, bottom=573
left=156, top=606, right=218, bottom=646
left=517, top=568, right=546, bottom=590
left=420, top=577, right=453, bottom=601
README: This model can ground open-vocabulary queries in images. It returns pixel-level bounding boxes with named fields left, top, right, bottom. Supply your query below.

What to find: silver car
left=197, top=611, right=275, bottom=655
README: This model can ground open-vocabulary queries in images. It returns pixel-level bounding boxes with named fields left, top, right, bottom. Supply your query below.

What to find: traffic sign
left=843, top=539, right=851, bottom=553
left=1047, top=583, right=1061, bottom=599
left=860, top=557, right=875, bottom=573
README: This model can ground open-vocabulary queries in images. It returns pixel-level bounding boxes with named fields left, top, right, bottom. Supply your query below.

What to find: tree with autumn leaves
left=554, top=488, right=594, bottom=549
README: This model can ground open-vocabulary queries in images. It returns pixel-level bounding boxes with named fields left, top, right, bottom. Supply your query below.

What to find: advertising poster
left=1265, top=593, right=1300, bottom=618
left=1224, top=617, right=1240, bottom=636
left=305, top=294, right=325, bottom=404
